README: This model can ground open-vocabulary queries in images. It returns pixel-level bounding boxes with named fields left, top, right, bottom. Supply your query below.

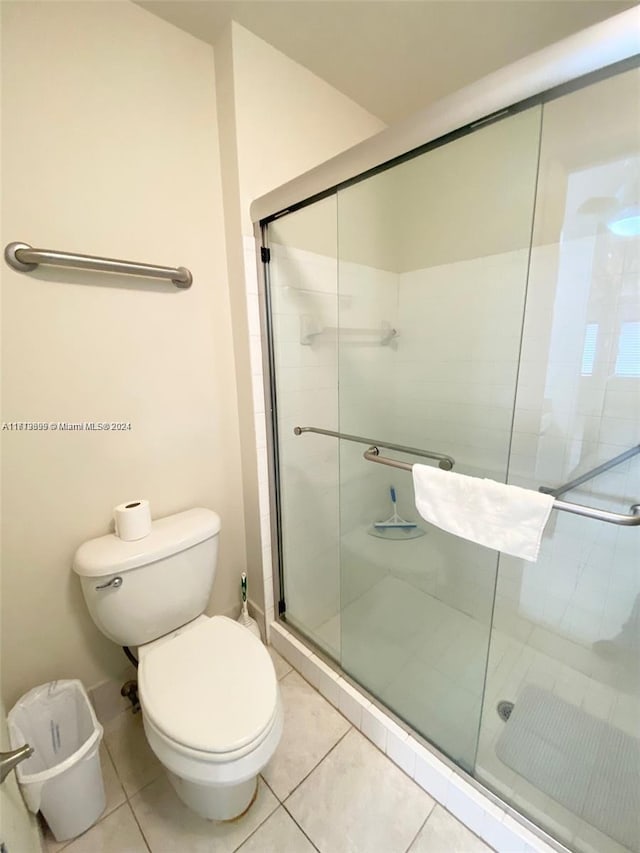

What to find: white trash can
left=8, top=679, right=106, bottom=842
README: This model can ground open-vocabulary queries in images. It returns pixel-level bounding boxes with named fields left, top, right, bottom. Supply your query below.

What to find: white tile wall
left=393, top=249, right=529, bottom=482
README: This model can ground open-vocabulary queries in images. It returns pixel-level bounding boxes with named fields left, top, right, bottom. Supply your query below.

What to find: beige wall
left=0, top=4, right=388, bottom=707
left=212, top=24, right=266, bottom=623
left=213, top=22, right=385, bottom=624
left=1, top=1, right=246, bottom=706
left=229, top=23, right=386, bottom=235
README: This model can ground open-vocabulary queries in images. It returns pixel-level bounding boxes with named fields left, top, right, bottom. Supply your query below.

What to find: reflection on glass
left=616, top=321, right=640, bottom=377
left=266, top=61, right=639, bottom=853
left=267, top=197, right=342, bottom=658
left=581, top=323, right=598, bottom=376
left=475, top=68, right=640, bottom=853
left=336, top=107, right=542, bottom=771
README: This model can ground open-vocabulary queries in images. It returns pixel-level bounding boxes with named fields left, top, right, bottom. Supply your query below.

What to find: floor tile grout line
left=126, top=798, right=153, bottom=853
left=280, top=800, right=323, bottom=853
left=228, top=795, right=282, bottom=853
left=259, top=773, right=282, bottom=803
left=102, top=730, right=128, bottom=800
left=280, top=724, right=353, bottom=803
left=123, top=766, right=164, bottom=804
left=401, top=798, right=437, bottom=853
left=437, top=803, right=498, bottom=852
left=260, top=767, right=332, bottom=853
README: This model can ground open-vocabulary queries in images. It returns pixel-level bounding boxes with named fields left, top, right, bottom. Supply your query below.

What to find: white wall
left=1, top=1, right=246, bottom=706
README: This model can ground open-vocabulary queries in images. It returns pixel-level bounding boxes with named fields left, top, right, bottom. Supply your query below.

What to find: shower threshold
left=270, top=617, right=568, bottom=853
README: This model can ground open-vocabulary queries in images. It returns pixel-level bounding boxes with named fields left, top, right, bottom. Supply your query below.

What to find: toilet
left=72, top=507, right=283, bottom=820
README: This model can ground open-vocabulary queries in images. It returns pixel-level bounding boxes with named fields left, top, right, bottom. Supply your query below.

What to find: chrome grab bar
left=363, top=447, right=640, bottom=527
left=294, top=426, right=454, bottom=470
left=539, top=444, right=640, bottom=498
left=4, top=242, right=192, bottom=289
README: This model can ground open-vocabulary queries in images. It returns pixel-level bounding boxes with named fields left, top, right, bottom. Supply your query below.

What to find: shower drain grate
left=497, top=700, right=514, bottom=722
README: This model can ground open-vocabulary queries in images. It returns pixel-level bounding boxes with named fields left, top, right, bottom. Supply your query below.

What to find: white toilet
left=72, top=507, right=283, bottom=821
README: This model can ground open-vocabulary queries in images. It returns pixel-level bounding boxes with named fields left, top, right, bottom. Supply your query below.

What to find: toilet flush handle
left=95, top=576, right=123, bottom=590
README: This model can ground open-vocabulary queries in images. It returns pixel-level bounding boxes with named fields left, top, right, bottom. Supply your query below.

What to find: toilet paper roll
left=113, top=500, right=152, bottom=541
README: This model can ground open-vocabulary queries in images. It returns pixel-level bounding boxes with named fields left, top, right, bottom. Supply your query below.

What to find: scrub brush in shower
left=368, top=486, right=425, bottom=540
left=237, top=572, right=262, bottom=640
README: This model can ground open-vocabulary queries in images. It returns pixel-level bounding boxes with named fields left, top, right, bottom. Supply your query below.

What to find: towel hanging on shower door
left=411, top=464, right=553, bottom=562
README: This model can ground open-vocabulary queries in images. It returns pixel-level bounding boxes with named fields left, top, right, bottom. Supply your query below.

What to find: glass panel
left=336, top=107, right=542, bottom=770
left=476, top=68, right=640, bottom=853
left=267, top=197, right=342, bottom=658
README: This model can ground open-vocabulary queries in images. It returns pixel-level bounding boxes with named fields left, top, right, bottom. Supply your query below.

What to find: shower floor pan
left=496, top=684, right=639, bottom=852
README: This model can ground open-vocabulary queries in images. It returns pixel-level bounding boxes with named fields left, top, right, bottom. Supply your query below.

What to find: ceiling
left=136, top=0, right=637, bottom=123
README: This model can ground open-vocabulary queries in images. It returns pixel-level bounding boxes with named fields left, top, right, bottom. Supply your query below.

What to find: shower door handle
left=294, top=426, right=454, bottom=470
left=364, top=447, right=640, bottom=526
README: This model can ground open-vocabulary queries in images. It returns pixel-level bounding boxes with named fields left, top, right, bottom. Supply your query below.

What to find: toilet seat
left=138, top=616, right=278, bottom=757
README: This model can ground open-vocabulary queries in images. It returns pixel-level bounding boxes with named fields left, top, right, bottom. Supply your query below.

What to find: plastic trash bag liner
left=8, top=679, right=103, bottom=814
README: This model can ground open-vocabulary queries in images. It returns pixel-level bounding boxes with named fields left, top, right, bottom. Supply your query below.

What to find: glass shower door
left=335, top=106, right=543, bottom=770
left=264, top=59, right=638, bottom=853
left=266, top=197, right=342, bottom=659
left=476, top=68, right=640, bottom=853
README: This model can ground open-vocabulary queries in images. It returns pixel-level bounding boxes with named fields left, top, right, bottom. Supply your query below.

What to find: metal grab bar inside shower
left=4, top=242, right=193, bottom=289
left=363, top=447, right=640, bottom=527
left=293, top=426, right=454, bottom=470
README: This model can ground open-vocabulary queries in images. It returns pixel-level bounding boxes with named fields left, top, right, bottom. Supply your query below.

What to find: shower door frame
left=256, top=10, right=639, bottom=626
left=252, top=12, right=639, bottom=852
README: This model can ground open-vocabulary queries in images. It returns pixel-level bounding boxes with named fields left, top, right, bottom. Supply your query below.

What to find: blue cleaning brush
left=373, top=486, right=417, bottom=529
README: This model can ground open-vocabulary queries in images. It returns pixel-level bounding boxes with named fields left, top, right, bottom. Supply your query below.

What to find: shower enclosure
left=255, top=35, right=639, bottom=853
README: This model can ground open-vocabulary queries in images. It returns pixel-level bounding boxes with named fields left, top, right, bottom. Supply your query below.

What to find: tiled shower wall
left=499, top=232, right=639, bottom=648
left=246, top=235, right=546, bottom=642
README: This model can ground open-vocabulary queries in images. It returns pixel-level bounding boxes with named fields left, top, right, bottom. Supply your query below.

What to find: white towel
left=412, top=464, right=554, bottom=562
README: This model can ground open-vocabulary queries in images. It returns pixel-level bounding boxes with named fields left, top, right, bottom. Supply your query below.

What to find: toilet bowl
left=137, top=615, right=283, bottom=820
left=72, top=508, right=283, bottom=821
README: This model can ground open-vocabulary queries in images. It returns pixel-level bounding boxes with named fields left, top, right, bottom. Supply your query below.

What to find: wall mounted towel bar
left=4, top=242, right=192, bottom=289
left=294, top=425, right=454, bottom=470
left=363, top=447, right=640, bottom=527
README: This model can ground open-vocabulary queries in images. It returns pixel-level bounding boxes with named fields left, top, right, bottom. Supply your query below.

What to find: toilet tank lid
left=72, top=508, right=221, bottom=578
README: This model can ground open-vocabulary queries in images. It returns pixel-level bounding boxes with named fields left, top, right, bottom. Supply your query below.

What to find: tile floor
left=42, top=648, right=493, bottom=853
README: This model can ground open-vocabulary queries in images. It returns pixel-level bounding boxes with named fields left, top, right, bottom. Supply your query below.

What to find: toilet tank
left=73, top=508, right=221, bottom=647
